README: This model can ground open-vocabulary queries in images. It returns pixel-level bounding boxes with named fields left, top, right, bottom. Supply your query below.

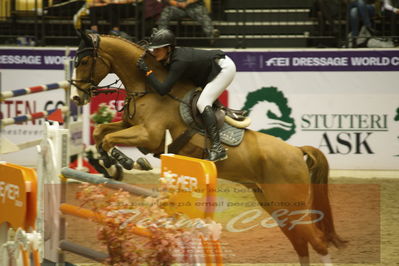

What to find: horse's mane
left=99, top=34, right=163, bottom=68
left=99, top=34, right=146, bottom=51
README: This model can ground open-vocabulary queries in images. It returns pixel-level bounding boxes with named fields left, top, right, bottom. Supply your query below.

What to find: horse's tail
left=299, top=145, right=347, bottom=249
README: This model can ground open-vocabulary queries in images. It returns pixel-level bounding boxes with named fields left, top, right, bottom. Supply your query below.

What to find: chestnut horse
left=70, top=32, right=346, bottom=264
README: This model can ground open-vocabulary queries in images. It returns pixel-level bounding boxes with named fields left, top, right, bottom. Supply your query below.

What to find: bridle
left=69, top=43, right=120, bottom=99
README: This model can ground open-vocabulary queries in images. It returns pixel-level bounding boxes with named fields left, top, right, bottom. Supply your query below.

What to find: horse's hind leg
left=283, top=225, right=331, bottom=266
left=282, top=227, right=311, bottom=265
left=243, top=182, right=331, bottom=265
left=242, top=183, right=311, bottom=264
left=282, top=221, right=330, bottom=265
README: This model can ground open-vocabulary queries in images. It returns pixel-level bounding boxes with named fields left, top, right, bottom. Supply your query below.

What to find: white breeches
left=197, top=55, right=236, bottom=113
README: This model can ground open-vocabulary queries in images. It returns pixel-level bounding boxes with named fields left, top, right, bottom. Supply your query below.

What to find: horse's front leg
left=102, top=124, right=161, bottom=170
left=93, top=121, right=130, bottom=145
left=93, top=121, right=130, bottom=167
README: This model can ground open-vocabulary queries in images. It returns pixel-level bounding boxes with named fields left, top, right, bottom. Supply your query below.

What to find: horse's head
left=70, top=31, right=111, bottom=105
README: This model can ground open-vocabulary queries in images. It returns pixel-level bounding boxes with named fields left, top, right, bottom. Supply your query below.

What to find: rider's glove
left=137, top=58, right=152, bottom=76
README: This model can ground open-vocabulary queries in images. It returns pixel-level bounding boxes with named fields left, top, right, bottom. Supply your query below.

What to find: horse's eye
left=81, top=59, right=88, bottom=66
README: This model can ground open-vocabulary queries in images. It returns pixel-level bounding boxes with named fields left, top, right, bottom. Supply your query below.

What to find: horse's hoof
left=101, top=156, right=116, bottom=168
left=98, top=143, right=116, bottom=168
left=87, top=157, right=121, bottom=180
left=87, top=157, right=111, bottom=178
left=111, top=147, right=134, bottom=170
left=113, top=164, right=124, bottom=181
left=122, top=158, right=134, bottom=170
left=102, top=164, right=123, bottom=180
left=136, top=157, right=153, bottom=171
left=121, top=159, right=134, bottom=170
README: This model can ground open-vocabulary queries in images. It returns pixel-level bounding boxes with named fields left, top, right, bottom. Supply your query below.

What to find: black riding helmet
left=148, top=28, right=176, bottom=50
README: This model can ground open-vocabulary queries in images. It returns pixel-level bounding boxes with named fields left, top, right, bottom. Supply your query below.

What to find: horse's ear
left=76, top=29, right=93, bottom=46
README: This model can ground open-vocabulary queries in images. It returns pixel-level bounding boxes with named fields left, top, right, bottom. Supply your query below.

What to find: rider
left=136, top=28, right=236, bottom=162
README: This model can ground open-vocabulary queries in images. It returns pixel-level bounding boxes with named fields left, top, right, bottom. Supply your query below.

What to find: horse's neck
left=101, top=38, right=146, bottom=91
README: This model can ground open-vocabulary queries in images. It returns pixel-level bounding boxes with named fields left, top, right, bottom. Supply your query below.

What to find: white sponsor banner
left=228, top=71, right=399, bottom=170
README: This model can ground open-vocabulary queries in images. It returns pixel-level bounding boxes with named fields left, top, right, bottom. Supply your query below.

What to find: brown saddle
left=190, top=90, right=248, bottom=130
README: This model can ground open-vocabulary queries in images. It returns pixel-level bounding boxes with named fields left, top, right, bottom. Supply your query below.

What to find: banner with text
left=226, top=50, right=399, bottom=170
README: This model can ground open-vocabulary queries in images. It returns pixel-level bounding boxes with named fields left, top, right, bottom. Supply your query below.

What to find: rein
left=120, top=52, right=155, bottom=119
left=167, top=93, right=190, bottom=107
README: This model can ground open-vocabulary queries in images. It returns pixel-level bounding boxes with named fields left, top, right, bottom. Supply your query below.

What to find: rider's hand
left=137, top=58, right=153, bottom=77
left=137, top=58, right=149, bottom=73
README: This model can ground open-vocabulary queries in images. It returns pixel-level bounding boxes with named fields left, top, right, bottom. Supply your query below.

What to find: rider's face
left=151, top=47, right=169, bottom=62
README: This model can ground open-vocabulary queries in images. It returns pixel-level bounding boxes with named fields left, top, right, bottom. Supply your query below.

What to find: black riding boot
left=202, top=105, right=227, bottom=162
